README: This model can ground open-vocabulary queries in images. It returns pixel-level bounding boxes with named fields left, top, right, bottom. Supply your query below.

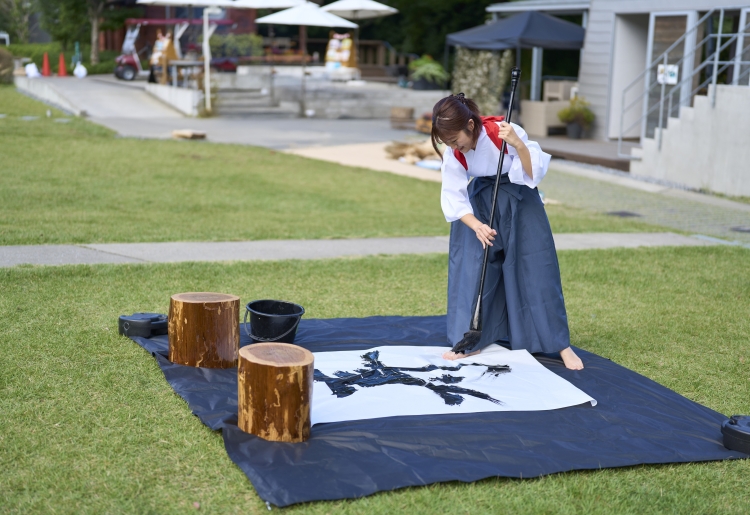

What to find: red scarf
left=452, top=116, right=508, bottom=171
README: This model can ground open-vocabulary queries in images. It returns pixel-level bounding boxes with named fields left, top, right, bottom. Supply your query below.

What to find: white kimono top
left=440, top=122, right=552, bottom=222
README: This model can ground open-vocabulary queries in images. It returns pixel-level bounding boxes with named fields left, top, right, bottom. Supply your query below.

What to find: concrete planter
left=566, top=122, right=584, bottom=139
left=412, top=78, right=444, bottom=91
left=145, top=83, right=204, bottom=117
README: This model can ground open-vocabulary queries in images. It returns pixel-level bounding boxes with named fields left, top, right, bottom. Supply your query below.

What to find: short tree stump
left=238, top=343, right=314, bottom=442
left=168, top=292, right=240, bottom=368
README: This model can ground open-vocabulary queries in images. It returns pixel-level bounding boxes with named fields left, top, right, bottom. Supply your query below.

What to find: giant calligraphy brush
left=451, top=66, right=522, bottom=355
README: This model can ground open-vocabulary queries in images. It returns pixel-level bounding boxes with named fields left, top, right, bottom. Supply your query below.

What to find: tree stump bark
left=238, top=343, right=314, bottom=442
left=168, top=292, right=240, bottom=368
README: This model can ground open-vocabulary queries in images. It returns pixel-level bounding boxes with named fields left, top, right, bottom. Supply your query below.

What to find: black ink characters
left=314, top=350, right=510, bottom=406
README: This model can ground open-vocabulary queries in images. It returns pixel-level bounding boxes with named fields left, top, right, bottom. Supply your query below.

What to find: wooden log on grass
left=168, top=292, right=240, bottom=368
left=238, top=343, right=314, bottom=442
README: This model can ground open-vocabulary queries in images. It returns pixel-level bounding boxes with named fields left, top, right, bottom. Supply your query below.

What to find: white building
left=488, top=0, right=750, bottom=196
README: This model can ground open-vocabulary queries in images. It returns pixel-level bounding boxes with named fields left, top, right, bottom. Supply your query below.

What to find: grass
left=0, top=85, right=664, bottom=246
left=698, top=189, right=750, bottom=206
left=1, top=246, right=748, bottom=514
left=2, top=59, right=746, bottom=514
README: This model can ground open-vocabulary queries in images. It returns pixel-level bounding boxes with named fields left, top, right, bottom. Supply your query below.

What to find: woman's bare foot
left=442, top=349, right=480, bottom=361
left=560, top=347, right=584, bottom=370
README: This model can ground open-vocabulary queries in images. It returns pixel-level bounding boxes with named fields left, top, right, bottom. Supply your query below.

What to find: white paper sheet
left=311, top=345, right=596, bottom=426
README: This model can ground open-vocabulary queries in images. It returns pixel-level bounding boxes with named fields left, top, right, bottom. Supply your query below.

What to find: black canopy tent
left=446, top=11, right=585, bottom=51
left=445, top=11, right=585, bottom=101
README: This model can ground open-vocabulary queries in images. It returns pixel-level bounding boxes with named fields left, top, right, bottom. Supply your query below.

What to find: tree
left=452, top=47, right=513, bottom=115
left=351, top=0, right=497, bottom=59
left=87, top=0, right=106, bottom=65
left=0, top=0, right=35, bottom=43
left=0, top=4, right=9, bottom=37
left=38, top=0, right=88, bottom=51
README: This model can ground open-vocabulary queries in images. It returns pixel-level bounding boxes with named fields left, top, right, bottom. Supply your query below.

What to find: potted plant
left=557, top=96, right=595, bottom=139
left=409, top=55, right=449, bottom=90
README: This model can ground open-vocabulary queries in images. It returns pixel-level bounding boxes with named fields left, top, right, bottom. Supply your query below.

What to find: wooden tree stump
left=238, top=343, right=314, bottom=442
left=168, top=292, right=240, bottom=368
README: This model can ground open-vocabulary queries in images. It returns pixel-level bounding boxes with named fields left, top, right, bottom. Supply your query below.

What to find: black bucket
left=244, top=299, right=305, bottom=344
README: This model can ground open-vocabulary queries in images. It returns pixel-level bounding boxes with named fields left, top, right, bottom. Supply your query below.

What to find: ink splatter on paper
left=314, top=350, right=510, bottom=406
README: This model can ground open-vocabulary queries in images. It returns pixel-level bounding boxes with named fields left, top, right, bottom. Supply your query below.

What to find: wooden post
left=168, top=292, right=240, bottom=368
left=160, top=54, right=168, bottom=85
left=238, top=343, right=314, bottom=442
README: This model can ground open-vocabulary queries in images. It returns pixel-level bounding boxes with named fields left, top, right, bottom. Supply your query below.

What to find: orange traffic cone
left=58, top=53, right=67, bottom=77
left=41, top=52, right=51, bottom=77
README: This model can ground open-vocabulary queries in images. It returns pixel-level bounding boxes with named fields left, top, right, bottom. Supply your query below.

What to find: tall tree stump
left=238, top=343, right=314, bottom=442
left=168, top=292, right=240, bottom=368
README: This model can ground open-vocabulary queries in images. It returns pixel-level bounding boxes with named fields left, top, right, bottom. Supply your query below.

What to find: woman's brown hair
left=431, top=93, right=482, bottom=158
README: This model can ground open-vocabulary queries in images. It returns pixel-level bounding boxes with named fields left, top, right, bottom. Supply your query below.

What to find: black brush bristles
left=451, top=330, right=482, bottom=354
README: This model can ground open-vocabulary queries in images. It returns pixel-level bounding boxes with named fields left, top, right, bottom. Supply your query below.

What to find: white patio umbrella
left=136, top=0, right=234, bottom=6
left=228, top=0, right=306, bottom=7
left=321, top=0, right=397, bottom=21
left=255, top=2, right=357, bottom=116
left=254, top=2, right=358, bottom=27
left=321, top=0, right=397, bottom=69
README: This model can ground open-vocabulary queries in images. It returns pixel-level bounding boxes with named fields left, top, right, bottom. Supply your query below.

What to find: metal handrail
left=659, top=22, right=750, bottom=148
left=666, top=34, right=750, bottom=120
left=617, top=56, right=749, bottom=142
left=617, top=9, right=717, bottom=157
left=617, top=9, right=750, bottom=158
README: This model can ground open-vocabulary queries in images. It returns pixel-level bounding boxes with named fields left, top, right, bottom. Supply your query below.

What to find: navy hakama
left=446, top=175, right=570, bottom=354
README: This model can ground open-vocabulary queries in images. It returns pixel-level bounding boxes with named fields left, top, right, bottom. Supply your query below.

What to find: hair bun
left=455, top=92, right=467, bottom=104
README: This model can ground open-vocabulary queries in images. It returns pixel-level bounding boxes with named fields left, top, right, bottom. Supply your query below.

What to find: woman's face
left=441, top=120, right=475, bottom=154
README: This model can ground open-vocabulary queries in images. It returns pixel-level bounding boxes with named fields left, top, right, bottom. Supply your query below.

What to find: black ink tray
left=118, top=312, right=168, bottom=338
left=721, top=415, right=750, bottom=454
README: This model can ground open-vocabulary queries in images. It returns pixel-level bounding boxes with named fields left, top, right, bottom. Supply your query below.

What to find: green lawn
left=0, top=85, right=663, bottom=246
left=1, top=246, right=748, bottom=514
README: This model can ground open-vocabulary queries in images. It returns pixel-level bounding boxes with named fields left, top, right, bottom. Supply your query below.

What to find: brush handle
left=470, top=67, right=522, bottom=331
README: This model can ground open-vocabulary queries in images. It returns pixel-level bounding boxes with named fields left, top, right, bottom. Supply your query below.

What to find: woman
left=433, top=93, right=583, bottom=370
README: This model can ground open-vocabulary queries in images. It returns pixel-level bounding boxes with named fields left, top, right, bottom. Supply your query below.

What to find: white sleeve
left=505, top=122, right=551, bottom=189
left=440, top=148, right=474, bottom=223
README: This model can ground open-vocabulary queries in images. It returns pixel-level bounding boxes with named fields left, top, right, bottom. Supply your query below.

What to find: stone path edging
left=0, top=233, right=720, bottom=268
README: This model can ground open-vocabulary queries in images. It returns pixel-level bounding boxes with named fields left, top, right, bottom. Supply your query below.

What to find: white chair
left=543, top=80, right=578, bottom=102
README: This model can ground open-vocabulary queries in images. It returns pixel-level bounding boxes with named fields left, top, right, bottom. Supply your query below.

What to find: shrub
left=451, top=47, right=513, bottom=116
left=557, top=96, right=595, bottom=129
left=208, top=33, right=264, bottom=58
left=409, top=55, right=449, bottom=84
left=6, top=43, right=118, bottom=75
left=0, top=47, right=13, bottom=84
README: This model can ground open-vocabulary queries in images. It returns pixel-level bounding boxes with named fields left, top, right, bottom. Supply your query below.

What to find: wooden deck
left=535, top=136, right=639, bottom=171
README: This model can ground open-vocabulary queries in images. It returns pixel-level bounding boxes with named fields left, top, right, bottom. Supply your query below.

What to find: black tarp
left=129, top=316, right=747, bottom=508
left=446, top=11, right=585, bottom=50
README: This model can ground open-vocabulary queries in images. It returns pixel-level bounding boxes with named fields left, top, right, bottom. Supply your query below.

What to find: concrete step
left=679, top=104, right=695, bottom=121
left=214, top=104, right=297, bottom=118
left=217, top=89, right=269, bottom=100
left=216, top=89, right=279, bottom=110
left=216, top=99, right=279, bottom=108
